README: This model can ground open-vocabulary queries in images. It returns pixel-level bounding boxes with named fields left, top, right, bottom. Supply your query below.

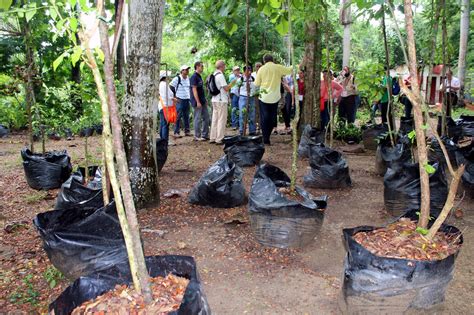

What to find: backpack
left=169, top=75, right=181, bottom=97
left=392, top=77, right=401, bottom=96
left=207, top=73, right=221, bottom=96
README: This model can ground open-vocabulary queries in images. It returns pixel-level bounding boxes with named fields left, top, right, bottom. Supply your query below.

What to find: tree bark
left=404, top=0, right=431, bottom=229
left=301, top=20, right=321, bottom=131
left=457, top=0, right=469, bottom=96
left=340, top=0, right=351, bottom=67
left=122, top=0, right=165, bottom=209
left=22, top=18, right=35, bottom=152
left=114, top=0, right=126, bottom=81
left=382, top=5, right=395, bottom=141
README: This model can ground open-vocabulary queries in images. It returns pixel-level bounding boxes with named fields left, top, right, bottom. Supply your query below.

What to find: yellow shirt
left=255, top=62, right=292, bottom=104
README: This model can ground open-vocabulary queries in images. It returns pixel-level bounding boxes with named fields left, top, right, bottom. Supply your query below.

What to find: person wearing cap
left=158, top=72, right=177, bottom=144
left=190, top=61, right=209, bottom=141
left=170, top=65, right=191, bottom=138
left=229, top=66, right=242, bottom=130
left=210, top=60, right=238, bottom=144
left=255, top=54, right=292, bottom=145
left=252, top=62, right=262, bottom=133
left=238, top=65, right=257, bottom=135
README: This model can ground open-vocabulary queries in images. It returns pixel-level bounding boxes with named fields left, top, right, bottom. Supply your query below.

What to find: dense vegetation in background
left=0, top=0, right=471, bottom=132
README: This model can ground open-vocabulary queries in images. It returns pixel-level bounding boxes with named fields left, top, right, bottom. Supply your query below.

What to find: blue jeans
left=238, top=96, right=256, bottom=135
left=174, top=98, right=190, bottom=135
left=159, top=109, right=169, bottom=141
left=231, top=94, right=239, bottom=128
left=321, top=102, right=330, bottom=129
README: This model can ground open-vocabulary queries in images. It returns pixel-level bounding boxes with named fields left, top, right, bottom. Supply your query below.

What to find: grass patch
left=25, top=191, right=48, bottom=204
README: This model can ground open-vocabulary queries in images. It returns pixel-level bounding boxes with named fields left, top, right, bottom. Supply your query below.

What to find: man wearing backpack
left=238, top=65, right=257, bottom=135
left=255, top=54, right=292, bottom=145
left=209, top=60, right=238, bottom=144
left=190, top=61, right=209, bottom=141
left=170, top=65, right=191, bottom=138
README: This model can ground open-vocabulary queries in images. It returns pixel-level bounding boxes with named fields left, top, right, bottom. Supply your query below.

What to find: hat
left=180, top=65, right=191, bottom=71
left=232, top=66, right=240, bottom=71
left=159, top=70, right=171, bottom=80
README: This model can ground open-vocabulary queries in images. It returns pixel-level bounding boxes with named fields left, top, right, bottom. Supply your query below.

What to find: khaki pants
left=210, top=101, right=228, bottom=142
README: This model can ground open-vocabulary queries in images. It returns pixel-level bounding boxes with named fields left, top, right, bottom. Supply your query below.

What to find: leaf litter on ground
left=71, top=274, right=189, bottom=315
left=353, top=218, right=461, bottom=261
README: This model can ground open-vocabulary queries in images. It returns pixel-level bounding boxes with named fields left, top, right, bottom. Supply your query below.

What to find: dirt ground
left=0, top=128, right=473, bottom=314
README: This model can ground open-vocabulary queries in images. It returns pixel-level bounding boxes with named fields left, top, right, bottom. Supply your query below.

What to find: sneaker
left=168, top=140, right=176, bottom=146
left=215, top=140, right=223, bottom=145
left=173, top=134, right=182, bottom=139
left=197, top=137, right=207, bottom=141
left=184, top=132, right=192, bottom=137
left=209, top=139, right=216, bottom=143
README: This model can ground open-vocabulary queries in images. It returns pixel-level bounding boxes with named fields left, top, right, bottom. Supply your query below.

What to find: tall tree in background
left=457, top=0, right=470, bottom=95
left=340, top=0, right=351, bottom=67
left=122, top=0, right=165, bottom=208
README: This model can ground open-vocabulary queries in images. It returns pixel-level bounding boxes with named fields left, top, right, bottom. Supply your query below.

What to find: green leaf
left=69, top=17, right=78, bottom=32
left=416, top=227, right=429, bottom=235
left=53, top=52, right=66, bottom=71
left=69, top=0, right=77, bottom=7
left=49, top=279, right=56, bottom=288
left=17, top=9, right=24, bottom=18
left=407, top=130, right=416, bottom=140
left=269, top=0, right=281, bottom=9
left=25, top=9, right=36, bottom=22
left=0, top=0, right=13, bottom=10
left=50, top=7, right=58, bottom=20
left=71, top=46, right=82, bottom=66
left=424, top=163, right=436, bottom=175
left=95, top=47, right=104, bottom=62
left=275, top=16, right=288, bottom=35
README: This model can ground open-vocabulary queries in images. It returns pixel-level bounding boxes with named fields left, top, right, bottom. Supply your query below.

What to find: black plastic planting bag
left=428, top=137, right=458, bottom=168
left=384, top=162, right=448, bottom=217
left=375, top=137, right=412, bottom=176
left=188, top=156, right=246, bottom=208
left=249, top=164, right=326, bottom=248
left=33, top=202, right=127, bottom=280
left=398, top=116, right=414, bottom=135
left=298, top=124, right=326, bottom=158
left=55, top=170, right=103, bottom=211
left=459, top=115, right=474, bottom=138
left=340, top=221, right=462, bottom=314
left=437, top=116, right=463, bottom=141
left=21, top=148, right=72, bottom=190
left=223, top=135, right=265, bottom=167
left=361, top=124, right=386, bottom=150
left=49, top=255, right=210, bottom=315
left=303, top=144, right=352, bottom=189
left=0, top=124, right=9, bottom=137
left=455, top=150, right=474, bottom=197
left=156, top=138, right=168, bottom=172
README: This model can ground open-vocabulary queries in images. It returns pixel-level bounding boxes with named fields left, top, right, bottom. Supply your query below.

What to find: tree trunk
left=457, top=0, right=469, bottom=96
left=115, top=0, right=126, bottom=81
left=122, top=0, right=165, bottom=209
left=340, top=0, right=351, bottom=67
left=22, top=18, right=35, bottom=152
left=404, top=0, right=431, bottom=229
left=301, top=20, right=321, bottom=131
left=382, top=4, right=395, bottom=141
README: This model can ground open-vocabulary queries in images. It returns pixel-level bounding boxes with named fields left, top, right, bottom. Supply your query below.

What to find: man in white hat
left=158, top=71, right=177, bottom=145
left=229, top=66, right=242, bottom=130
left=170, top=65, right=191, bottom=138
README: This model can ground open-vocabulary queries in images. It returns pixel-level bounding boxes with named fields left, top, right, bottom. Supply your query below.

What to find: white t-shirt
left=238, top=74, right=256, bottom=97
left=212, top=70, right=229, bottom=103
left=442, top=77, right=460, bottom=93
left=159, top=81, right=174, bottom=111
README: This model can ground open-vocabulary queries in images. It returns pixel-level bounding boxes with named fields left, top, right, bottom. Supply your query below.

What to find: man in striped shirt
left=171, top=65, right=192, bottom=138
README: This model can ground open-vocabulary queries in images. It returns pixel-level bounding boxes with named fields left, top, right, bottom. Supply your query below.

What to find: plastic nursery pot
left=33, top=202, right=128, bottom=280
left=222, top=135, right=265, bottom=167
left=94, top=124, right=103, bottom=135
left=78, top=165, right=99, bottom=179
left=249, top=163, right=327, bottom=249
left=55, top=170, right=103, bottom=211
left=383, top=162, right=448, bottom=218
left=79, top=127, right=94, bottom=137
left=0, top=124, right=10, bottom=138
left=339, top=219, right=463, bottom=314
left=303, top=144, right=352, bottom=189
left=298, top=124, right=326, bottom=158
left=64, top=128, right=73, bottom=140
left=156, top=138, right=169, bottom=173
left=437, top=116, right=462, bottom=141
left=398, top=116, right=414, bottom=135
left=361, top=124, right=386, bottom=151
left=21, top=148, right=72, bottom=190
left=188, top=155, right=247, bottom=208
left=455, top=150, right=474, bottom=198
left=374, top=136, right=412, bottom=177
left=48, top=132, right=61, bottom=141
left=49, top=255, right=211, bottom=315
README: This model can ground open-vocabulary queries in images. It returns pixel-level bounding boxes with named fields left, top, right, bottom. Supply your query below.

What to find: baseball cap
left=232, top=66, right=240, bottom=71
left=180, top=65, right=191, bottom=71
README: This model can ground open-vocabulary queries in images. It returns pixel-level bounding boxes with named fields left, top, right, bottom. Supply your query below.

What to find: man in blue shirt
left=171, top=65, right=191, bottom=138
left=229, top=66, right=242, bottom=130
left=190, top=61, right=209, bottom=141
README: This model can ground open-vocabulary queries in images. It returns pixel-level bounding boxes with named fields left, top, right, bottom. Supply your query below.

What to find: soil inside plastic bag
left=49, top=255, right=210, bottom=315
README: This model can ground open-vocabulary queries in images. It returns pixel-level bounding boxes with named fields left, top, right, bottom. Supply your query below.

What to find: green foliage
left=355, top=61, right=385, bottom=103
left=423, top=162, right=436, bottom=175
left=334, top=121, right=362, bottom=143
left=416, top=226, right=429, bottom=236
left=43, top=266, right=64, bottom=289
left=9, top=274, right=40, bottom=307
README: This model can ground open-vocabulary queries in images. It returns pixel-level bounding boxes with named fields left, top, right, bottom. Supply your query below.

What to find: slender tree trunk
left=441, top=0, right=448, bottom=133
left=22, top=19, right=35, bottom=152
left=114, top=0, right=126, bottom=81
left=122, top=0, right=165, bottom=209
left=404, top=0, right=431, bottom=229
left=382, top=4, right=395, bottom=143
left=425, top=0, right=441, bottom=105
left=457, top=0, right=469, bottom=100
left=340, top=0, right=351, bottom=67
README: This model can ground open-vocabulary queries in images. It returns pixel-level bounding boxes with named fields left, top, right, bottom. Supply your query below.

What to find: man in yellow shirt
left=255, top=54, right=292, bottom=145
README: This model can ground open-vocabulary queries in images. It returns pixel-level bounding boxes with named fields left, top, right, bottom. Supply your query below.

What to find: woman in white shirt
left=159, top=74, right=176, bottom=142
